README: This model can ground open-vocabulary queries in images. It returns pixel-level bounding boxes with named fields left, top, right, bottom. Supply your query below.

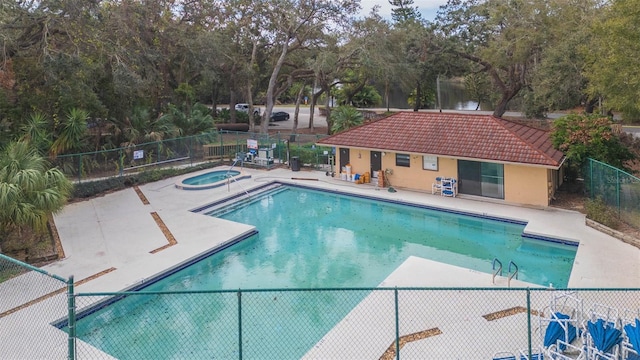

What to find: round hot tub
left=175, top=169, right=250, bottom=190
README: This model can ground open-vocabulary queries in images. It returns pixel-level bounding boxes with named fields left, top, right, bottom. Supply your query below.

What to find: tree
left=526, top=0, right=603, bottom=117
left=584, top=0, right=640, bottom=119
left=389, top=0, right=422, bottom=24
left=0, top=141, right=72, bottom=241
left=259, top=0, right=359, bottom=134
left=50, top=108, right=89, bottom=158
left=551, top=113, right=635, bottom=173
left=464, top=73, right=492, bottom=110
left=436, top=0, right=550, bottom=117
left=330, top=106, right=364, bottom=134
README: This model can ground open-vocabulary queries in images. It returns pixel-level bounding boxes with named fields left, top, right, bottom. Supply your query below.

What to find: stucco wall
left=337, top=150, right=457, bottom=191
left=381, top=153, right=458, bottom=192
left=343, top=149, right=371, bottom=176
left=336, top=148, right=553, bottom=207
left=504, top=164, right=549, bottom=206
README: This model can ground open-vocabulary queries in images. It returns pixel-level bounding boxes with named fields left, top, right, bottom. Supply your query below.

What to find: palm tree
left=330, top=106, right=364, bottom=134
left=19, top=112, right=52, bottom=155
left=0, top=141, right=73, bottom=242
left=160, top=103, right=215, bottom=137
left=50, top=108, right=90, bottom=157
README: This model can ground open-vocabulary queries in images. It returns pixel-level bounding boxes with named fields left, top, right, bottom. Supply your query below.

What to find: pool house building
left=317, top=112, right=566, bottom=207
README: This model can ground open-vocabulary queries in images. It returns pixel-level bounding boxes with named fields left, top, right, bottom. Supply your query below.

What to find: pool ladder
left=492, top=258, right=519, bottom=287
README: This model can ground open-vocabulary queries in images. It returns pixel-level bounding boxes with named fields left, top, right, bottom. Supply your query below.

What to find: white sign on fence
left=247, top=139, right=258, bottom=149
left=133, top=150, right=144, bottom=160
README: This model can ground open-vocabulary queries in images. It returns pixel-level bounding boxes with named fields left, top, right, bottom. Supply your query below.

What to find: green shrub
left=72, top=177, right=126, bottom=198
left=585, top=197, right=620, bottom=229
left=71, top=161, right=223, bottom=199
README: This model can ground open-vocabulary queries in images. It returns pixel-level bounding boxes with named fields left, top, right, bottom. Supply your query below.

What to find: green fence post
left=67, top=275, right=75, bottom=360
left=617, top=171, right=620, bottom=215
left=77, top=155, right=82, bottom=183
left=526, top=289, right=532, bottom=359
left=238, top=289, right=242, bottom=360
left=277, top=132, right=281, bottom=161
left=395, top=288, right=400, bottom=360
left=119, top=149, right=124, bottom=176
left=220, top=132, right=224, bottom=160
left=589, top=159, right=593, bottom=198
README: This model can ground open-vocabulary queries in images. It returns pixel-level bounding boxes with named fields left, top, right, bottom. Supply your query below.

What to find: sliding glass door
left=458, top=160, right=504, bottom=199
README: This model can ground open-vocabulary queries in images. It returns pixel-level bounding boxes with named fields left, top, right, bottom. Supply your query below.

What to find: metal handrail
left=492, top=258, right=502, bottom=284
left=508, top=261, right=519, bottom=288
left=226, top=156, right=250, bottom=197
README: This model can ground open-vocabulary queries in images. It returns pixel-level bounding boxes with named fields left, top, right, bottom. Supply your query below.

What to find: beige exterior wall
left=381, top=153, right=458, bottom=192
left=336, top=149, right=457, bottom=191
left=343, top=149, right=371, bottom=176
left=335, top=147, right=555, bottom=207
left=504, top=164, right=549, bottom=206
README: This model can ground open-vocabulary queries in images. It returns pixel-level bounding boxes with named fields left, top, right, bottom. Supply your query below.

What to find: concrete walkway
left=2, top=166, right=639, bottom=358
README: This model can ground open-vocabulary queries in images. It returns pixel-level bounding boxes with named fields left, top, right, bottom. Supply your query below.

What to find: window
left=423, top=155, right=438, bottom=171
left=457, top=160, right=504, bottom=199
left=396, top=153, right=410, bottom=167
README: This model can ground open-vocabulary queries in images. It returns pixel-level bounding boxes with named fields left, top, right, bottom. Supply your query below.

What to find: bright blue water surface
left=182, top=170, right=240, bottom=185
left=71, top=185, right=577, bottom=359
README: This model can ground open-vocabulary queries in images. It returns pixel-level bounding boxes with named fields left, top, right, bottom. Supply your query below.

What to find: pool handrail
left=492, top=258, right=503, bottom=284
left=508, top=261, right=519, bottom=287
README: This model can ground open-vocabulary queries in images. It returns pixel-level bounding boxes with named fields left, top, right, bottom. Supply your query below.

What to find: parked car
left=234, top=103, right=261, bottom=117
left=270, top=111, right=290, bottom=122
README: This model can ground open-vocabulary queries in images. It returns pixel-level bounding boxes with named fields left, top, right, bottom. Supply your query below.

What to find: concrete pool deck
left=3, top=166, right=640, bottom=358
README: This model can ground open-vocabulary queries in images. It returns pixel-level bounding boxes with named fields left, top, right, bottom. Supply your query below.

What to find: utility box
left=258, top=148, right=271, bottom=159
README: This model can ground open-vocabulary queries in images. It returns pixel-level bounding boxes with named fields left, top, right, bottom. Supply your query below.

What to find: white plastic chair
left=547, top=339, right=587, bottom=359
left=431, top=176, right=442, bottom=195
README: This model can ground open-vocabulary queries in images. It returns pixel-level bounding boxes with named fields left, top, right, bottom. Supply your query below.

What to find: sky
left=359, top=0, right=449, bottom=22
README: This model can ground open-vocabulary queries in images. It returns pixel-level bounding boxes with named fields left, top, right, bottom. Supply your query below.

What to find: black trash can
left=291, top=156, right=300, bottom=172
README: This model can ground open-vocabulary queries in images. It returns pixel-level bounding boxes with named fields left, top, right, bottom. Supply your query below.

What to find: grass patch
left=585, top=197, right=620, bottom=229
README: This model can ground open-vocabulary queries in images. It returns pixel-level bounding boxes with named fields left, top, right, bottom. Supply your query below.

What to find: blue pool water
left=182, top=170, right=240, bottom=185
left=70, top=185, right=577, bottom=359
left=206, top=185, right=576, bottom=288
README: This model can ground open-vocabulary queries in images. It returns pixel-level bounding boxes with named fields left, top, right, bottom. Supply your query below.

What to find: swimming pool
left=174, top=169, right=250, bottom=190
left=69, top=184, right=577, bottom=359
left=204, top=184, right=577, bottom=288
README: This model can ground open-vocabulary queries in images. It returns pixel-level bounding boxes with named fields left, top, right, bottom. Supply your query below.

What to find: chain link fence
left=4, top=251, right=638, bottom=359
left=584, top=158, right=640, bottom=230
left=0, top=254, right=72, bottom=360
left=60, top=288, right=639, bottom=359
left=52, top=131, right=332, bottom=184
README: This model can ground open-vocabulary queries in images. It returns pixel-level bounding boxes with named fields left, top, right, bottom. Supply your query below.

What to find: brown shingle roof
left=317, top=112, right=564, bottom=168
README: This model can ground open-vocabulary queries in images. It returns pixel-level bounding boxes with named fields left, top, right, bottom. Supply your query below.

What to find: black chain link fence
left=52, top=131, right=333, bottom=184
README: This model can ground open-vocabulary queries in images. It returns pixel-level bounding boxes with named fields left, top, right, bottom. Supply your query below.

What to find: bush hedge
left=71, top=161, right=223, bottom=199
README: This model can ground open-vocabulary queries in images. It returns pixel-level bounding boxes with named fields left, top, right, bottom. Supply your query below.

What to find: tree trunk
left=247, top=40, right=258, bottom=132
left=293, top=83, right=305, bottom=134
left=211, top=81, right=219, bottom=116
left=261, top=41, right=290, bottom=134
left=229, top=88, right=237, bottom=124
left=308, top=78, right=322, bottom=131
left=325, top=86, right=332, bottom=135
left=413, top=80, right=421, bottom=111
left=492, top=88, right=520, bottom=117
left=584, top=98, right=598, bottom=114
left=385, top=79, right=390, bottom=112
